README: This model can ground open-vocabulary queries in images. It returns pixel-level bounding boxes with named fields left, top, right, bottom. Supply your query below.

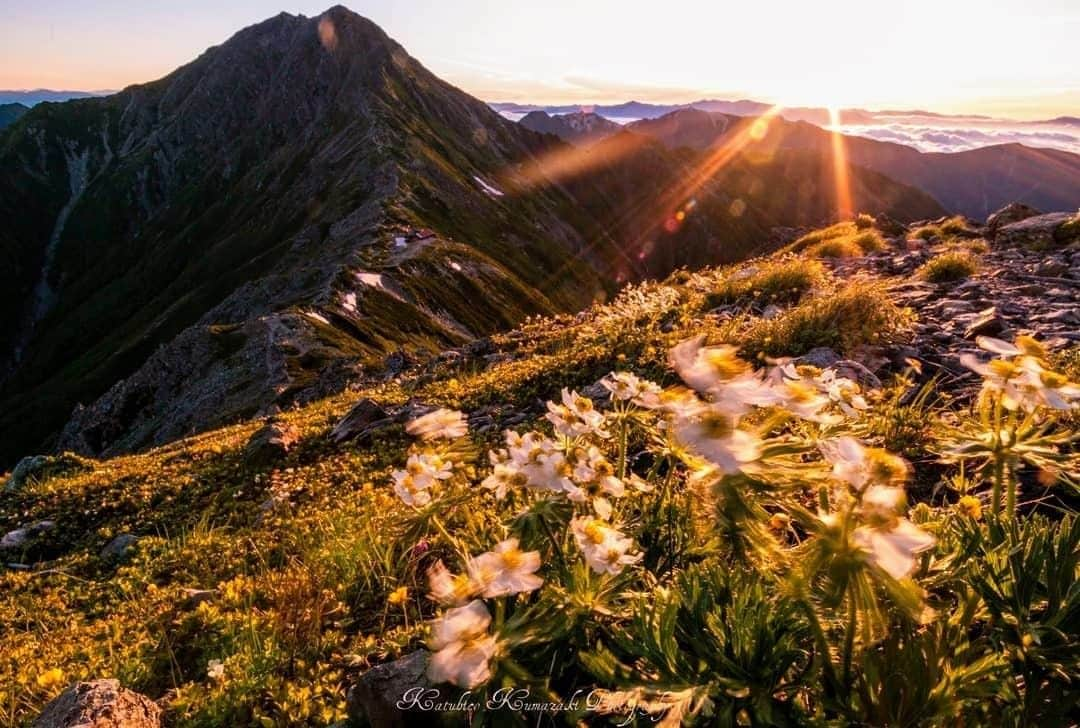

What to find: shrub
left=789, top=222, right=886, bottom=259
left=854, top=213, right=875, bottom=229
left=743, top=279, right=912, bottom=357
left=919, top=251, right=979, bottom=283
left=705, top=258, right=827, bottom=307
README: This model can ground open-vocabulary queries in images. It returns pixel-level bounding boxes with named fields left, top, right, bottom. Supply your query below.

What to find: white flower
left=669, top=337, right=776, bottom=415
left=427, top=600, right=498, bottom=688
left=545, top=389, right=609, bottom=438
left=427, top=560, right=478, bottom=606
left=480, top=458, right=526, bottom=500
left=670, top=404, right=761, bottom=475
left=602, top=371, right=662, bottom=406
left=772, top=377, right=838, bottom=423
left=467, top=539, right=543, bottom=597
left=821, top=437, right=909, bottom=491
left=406, top=408, right=468, bottom=440
left=572, top=446, right=625, bottom=498
left=206, top=659, right=225, bottom=681
left=392, top=471, right=433, bottom=506
left=403, top=453, right=453, bottom=488
left=570, top=517, right=641, bottom=575
left=392, top=452, right=453, bottom=506
left=853, top=519, right=935, bottom=579
left=815, top=369, right=869, bottom=416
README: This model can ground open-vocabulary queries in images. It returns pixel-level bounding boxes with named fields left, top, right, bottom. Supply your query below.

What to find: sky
left=1, top=0, right=1078, bottom=120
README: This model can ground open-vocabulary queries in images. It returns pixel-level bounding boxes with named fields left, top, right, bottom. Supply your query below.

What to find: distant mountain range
left=0, top=89, right=112, bottom=107
left=518, top=110, right=621, bottom=144
left=492, top=99, right=1075, bottom=129
left=521, top=107, right=1080, bottom=218
left=0, top=7, right=945, bottom=467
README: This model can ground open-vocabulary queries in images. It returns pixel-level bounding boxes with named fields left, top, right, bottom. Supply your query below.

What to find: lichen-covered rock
left=1, top=520, right=56, bottom=551
left=4, top=453, right=95, bottom=492
left=31, top=679, right=161, bottom=728
left=986, top=202, right=1041, bottom=235
left=994, top=212, right=1076, bottom=248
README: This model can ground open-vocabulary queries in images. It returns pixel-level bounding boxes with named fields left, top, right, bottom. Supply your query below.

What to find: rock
left=330, top=398, right=391, bottom=443
left=244, top=418, right=300, bottom=468
left=995, top=212, right=1075, bottom=248
left=99, top=534, right=139, bottom=562
left=762, top=304, right=783, bottom=320
left=4, top=453, right=94, bottom=492
left=833, top=360, right=882, bottom=390
left=873, top=213, right=907, bottom=237
left=580, top=378, right=612, bottom=403
left=1034, top=258, right=1069, bottom=277
left=346, top=650, right=457, bottom=728
left=964, top=308, right=1006, bottom=339
left=796, top=347, right=841, bottom=369
left=986, top=202, right=1041, bottom=235
left=180, top=589, right=218, bottom=608
left=1, top=520, right=56, bottom=551
left=31, top=679, right=161, bottom=728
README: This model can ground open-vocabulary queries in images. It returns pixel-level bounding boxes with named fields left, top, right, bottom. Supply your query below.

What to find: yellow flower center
left=1015, top=336, right=1046, bottom=359
left=865, top=450, right=907, bottom=485
left=1040, top=371, right=1067, bottom=389
left=705, top=348, right=748, bottom=380
left=501, top=548, right=525, bottom=569
left=583, top=521, right=608, bottom=544
left=989, top=360, right=1018, bottom=379
left=699, top=413, right=735, bottom=439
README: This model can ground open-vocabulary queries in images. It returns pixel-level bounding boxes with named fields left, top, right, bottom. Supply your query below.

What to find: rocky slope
left=0, top=7, right=944, bottom=467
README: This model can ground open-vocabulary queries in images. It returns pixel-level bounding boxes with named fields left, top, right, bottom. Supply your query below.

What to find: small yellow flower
left=957, top=495, right=982, bottom=520
left=387, top=586, right=409, bottom=606
left=36, top=668, right=64, bottom=690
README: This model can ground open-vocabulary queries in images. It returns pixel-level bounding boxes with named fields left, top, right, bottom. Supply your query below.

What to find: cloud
left=842, top=122, right=1080, bottom=154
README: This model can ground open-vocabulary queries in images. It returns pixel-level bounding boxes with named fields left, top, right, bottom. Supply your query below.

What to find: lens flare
left=827, top=107, right=853, bottom=220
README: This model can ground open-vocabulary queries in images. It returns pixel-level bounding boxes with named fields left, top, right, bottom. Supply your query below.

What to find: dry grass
left=919, top=251, right=980, bottom=283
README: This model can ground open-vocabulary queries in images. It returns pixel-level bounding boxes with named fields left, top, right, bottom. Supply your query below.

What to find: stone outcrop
left=31, top=680, right=161, bottom=728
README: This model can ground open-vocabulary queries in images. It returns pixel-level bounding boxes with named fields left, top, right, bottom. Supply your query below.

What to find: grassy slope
left=0, top=229, right=919, bottom=725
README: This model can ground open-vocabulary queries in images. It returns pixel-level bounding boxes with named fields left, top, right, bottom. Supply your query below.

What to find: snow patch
left=342, top=292, right=357, bottom=312
left=449, top=261, right=463, bottom=272
left=305, top=311, right=330, bottom=325
left=473, top=175, right=504, bottom=197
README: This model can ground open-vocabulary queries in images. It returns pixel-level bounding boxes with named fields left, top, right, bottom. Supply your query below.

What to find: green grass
left=788, top=222, right=886, bottom=259
left=919, top=251, right=980, bottom=283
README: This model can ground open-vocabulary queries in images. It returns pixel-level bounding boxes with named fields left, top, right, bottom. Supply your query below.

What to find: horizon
left=2, top=1, right=1079, bottom=121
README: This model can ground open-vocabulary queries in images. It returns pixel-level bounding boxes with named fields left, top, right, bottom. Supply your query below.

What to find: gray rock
left=330, top=398, right=391, bottom=443
left=346, top=650, right=458, bottom=728
left=1, top=520, right=56, bottom=551
left=833, top=360, right=882, bottom=390
left=986, top=202, right=1041, bottom=235
left=244, top=418, right=300, bottom=468
left=796, top=347, right=841, bottom=369
left=99, top=534, right=139, bottom=562
left=4, top=453, right=94, bottom=492
left=761, top=304, right=784, bottom=320
left=964, top=308, right=1007, bottom=339
left=31, top=679, right=161, bottom=728
left=995, top=212, right=1075, bottom=248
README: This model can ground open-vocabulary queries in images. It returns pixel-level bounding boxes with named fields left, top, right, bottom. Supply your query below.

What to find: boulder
left=796, top=347, right=841, bottom=369
left=31, top=680, right=161, bottom=728
left=99, top=534, right=139, bottom=562
left=873, top=213, right=907, bottom=237
left=244, top=419, right=300, bottom=468
left=994, top=212, right=1076, bottom=248
left=4, top=453, right=94, bottom=492
left=330, top=398, right=391, bottom=443
left=964, top=308, right=1007, bottom=339
left=1, top=520, right=56, bottom=551
left=986, top=203, right=1041, bottom=235
left=346, top=650, right=459, bottom=727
